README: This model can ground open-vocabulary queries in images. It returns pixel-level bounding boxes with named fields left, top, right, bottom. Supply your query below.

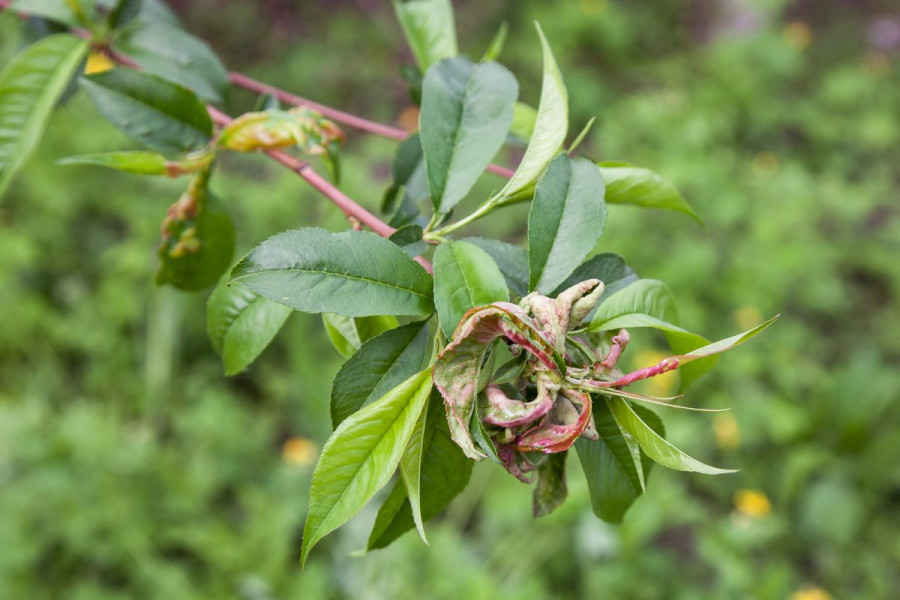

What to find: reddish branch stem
left=227, top=72, right=516, bottom=179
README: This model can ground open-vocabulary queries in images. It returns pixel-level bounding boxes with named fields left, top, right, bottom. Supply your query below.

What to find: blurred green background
left=1, top=1, right=899, bottom=598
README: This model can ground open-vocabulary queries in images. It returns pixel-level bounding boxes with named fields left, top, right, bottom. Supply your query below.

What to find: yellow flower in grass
left=85, top=52, right=114, bottom=75
left=282, top=437, right=317, bottom=466
left=713, top=412, right=740, bottom=449
left=790, top=587, right=831, bottom=600
left=734, top=489, right=771, bottom=518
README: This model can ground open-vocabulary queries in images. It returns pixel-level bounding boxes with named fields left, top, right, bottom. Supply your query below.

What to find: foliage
left=1, top=0, right=897, bottom=598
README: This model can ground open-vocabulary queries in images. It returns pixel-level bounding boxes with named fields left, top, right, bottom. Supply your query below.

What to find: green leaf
left=493, top=23, right=567, bottom=204
left=481, top=21, right=508, bottom=62
left=462, top=237, right=529, bottom=298
left=330, top=320, right=429, bottom=427
left=533, top=452, right=567, bottom=517
left=589, top=279, right=713, bottom=390
left=392, top=0, right=458, bottom=71
left=552, top=252, right=625, bottom=295
left=368, top=391, right=473, bottom=550
left=420, top=56, right=518, bottom=214
left=231, top=228, right=434, bottom=317
left=388, top=224, right=428, bottom=258
left=677, top=316, right=778, bottom=362
left=321, top=314, right=399, bottom=360
left=509, top=101, right=537, bottom=142
left=598, top=161, right=702, bottom=224
left=57, top=151, right=168, bottom=175
left=108, top=0, right=142, bottom=29
left=9, top=0, right=79, bottom=25
left=567, top=117, right=596, bottom=153
left=607, top=397, right=735, bottom=475
left=115, top=22, right=229, bottom=104
left=528, top=155, right=607, bottom=294
left=399, top=394, right=430, bottom=543
left=576, top=399, right=664, bottom=523
left=382, top=134, right=427, bottom=227
left=0, top=34, right=88, bottom=199
left=80, top=68, right=213, bottom=154
left=155, top=174, right=234, bottom=291
left=301, top=369, right=433, bottom=566
left=206, top=281, right=291, bottom=375
left=470, top=411, right=502, bottom=464
left=433, top=240, right=509, bottom=338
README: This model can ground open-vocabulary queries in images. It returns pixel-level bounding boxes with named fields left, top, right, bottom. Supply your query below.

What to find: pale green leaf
left=301, top=369, right=433, bottom=566
left=57, top=151, right=169, bottom=175
left=322, top=313, right=399, bottom=359
left=493, top=22, right=567, bottom=204
left=392, top=0, right=458, bottom=71
left=607, top=397, right=735, bottom=475
left=481, top=21, right=508, bottom=62
left=0, top=34, right=88, bottom=199
left=598, top=161, right=702, bottom=224
left=368, top=391, right=472, bottom=550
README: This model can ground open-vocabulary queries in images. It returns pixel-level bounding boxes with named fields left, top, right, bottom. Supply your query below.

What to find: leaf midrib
left=236, top=266, right=432, bottom=301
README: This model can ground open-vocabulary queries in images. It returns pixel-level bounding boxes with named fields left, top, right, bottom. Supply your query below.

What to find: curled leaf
left=217, top=108, right=344, bottom=170
left=156, top=168, right=234, bottom=291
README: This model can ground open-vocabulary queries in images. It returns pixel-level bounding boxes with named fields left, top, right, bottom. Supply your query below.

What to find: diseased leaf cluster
left=0, top=0, right=776, bottom=564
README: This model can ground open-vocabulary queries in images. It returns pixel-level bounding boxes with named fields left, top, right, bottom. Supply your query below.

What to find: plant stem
left=427, top=199, right=498, bottom=238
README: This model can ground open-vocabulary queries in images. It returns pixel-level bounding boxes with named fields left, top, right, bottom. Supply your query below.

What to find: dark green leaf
left=231, top=228, right=434, bottom=317
left=301, top=369, right=433, bottom=566
left=493, top=23, right=567, bottom=204
left=108, top=0, right=142, bottom=29
left=382, top=134, right=427, bottom=227
left=0, top=34, right=88, bottom=199
left=80, top=68, right=213, bottom=153
left=552, top=252, right=624, bottom=295
left=420, top=56, right=518, bottom=214
left=206, top=281, right=291, bottom=375
left=528, top=155, right=607, bottom=294
left=576, top=399, right=648, bottom=523
left=607, top=397, right=735, bottom=475
left=462, top=237, right=528, bottom=298
left=321, top=314, right=398, bottom=359
left=392, top=0, right=458, bottom=71
left=114, top=22, right=229, bottom=104
left=470, top=410, right=502, bottom=464
left=433, top=240, right=509, bottom=338
left=598, top=161, right=702, bottom=224
left=389, top=224, right=428, bottom=258
left=368, top=391, right=473, bottom=550
left=330, top=320, right=430, bottom=427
